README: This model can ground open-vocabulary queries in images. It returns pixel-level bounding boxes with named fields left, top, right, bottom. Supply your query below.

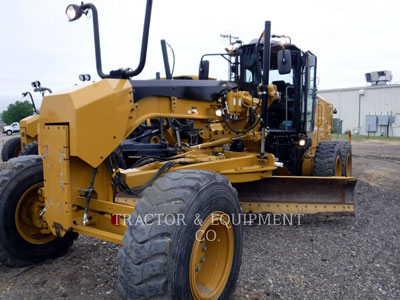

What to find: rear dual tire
left=1, top=140, right=38, bottom=162
left=337, top=141, right=352, bottom=177
left=313, top=141, right=352, bottom=177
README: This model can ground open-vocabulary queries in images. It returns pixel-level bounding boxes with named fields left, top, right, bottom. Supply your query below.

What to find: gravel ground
left=0, top=136, right=399, bottom=299
left=234, top=181, right=400, bottom=299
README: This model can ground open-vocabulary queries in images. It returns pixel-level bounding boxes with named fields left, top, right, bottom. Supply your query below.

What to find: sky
left=1, top=0, right=399, bottom=112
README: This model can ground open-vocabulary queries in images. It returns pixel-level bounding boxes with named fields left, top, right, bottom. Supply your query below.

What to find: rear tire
left=118, top=170, right=243, bottom=300
left=313, top=141, right=342, bottom=176
left=19, top=141, right=38, bottom=156
left=0, top=156, right=77, bottom=267
left=338, top=141, right=352, bottom=177
left=1, top=137, right=21, bottom=161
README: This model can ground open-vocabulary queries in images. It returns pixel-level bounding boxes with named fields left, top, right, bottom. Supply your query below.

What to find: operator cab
left=198, top=38, right=317, bottom=138
left=233, top=39, right=318, bottom=175
left=235, top=40, right=317, bottom=135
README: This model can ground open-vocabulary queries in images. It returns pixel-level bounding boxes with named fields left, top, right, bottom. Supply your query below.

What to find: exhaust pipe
left=160, top=39, right=172, bottom=79
left=260, top=21, right=271, bottom=126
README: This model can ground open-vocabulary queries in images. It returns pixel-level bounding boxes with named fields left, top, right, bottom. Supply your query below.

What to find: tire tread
left=313, top=141, right=341, bottom=176
left=118, top=170, right=236, bottom=300
left=1, top=137, right=21, bottom=162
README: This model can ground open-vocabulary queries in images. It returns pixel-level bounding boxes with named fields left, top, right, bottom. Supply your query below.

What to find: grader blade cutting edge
left=236, top=176, right=356, bottom=215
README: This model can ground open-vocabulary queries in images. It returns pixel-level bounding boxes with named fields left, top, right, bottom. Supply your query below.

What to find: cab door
left=301, top=52, right=317, bottom=134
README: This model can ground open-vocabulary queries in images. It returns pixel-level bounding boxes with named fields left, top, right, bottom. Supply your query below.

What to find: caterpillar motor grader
left=6, top=83, right=171, bottom=165
left=4, top=77, right=97, bottom=161
left=1, top=81, right=52, bottom=162
left=0, top=1, right=355, bottom=299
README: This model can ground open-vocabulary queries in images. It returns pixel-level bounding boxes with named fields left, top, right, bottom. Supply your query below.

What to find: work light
left=31, top=81, right=40, bottom=88
left=79, top=74, right=91, bottom=81
left=66, top=4, right=83, bottom=22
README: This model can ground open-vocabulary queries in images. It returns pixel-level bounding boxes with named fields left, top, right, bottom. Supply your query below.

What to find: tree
left=2, top=101, right=34, bottom=125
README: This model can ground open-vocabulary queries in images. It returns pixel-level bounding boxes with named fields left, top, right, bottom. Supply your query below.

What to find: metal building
left=318, top=84, right=400, bottom=137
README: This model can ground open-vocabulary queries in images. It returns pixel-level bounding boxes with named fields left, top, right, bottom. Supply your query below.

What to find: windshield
left=238, top=45, right=299, bottom=131
left=239, top=46, right=261, bottom=83
left=239, top=46, right=294, bottom=85
left=269, top=69, right=293, bottom=84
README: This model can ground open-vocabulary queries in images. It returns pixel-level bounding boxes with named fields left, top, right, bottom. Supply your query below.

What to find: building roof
left=319, top=83, right=400, bottom=93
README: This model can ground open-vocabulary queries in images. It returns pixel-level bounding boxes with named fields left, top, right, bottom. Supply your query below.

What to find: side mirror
left=199, top=60, right=209, bottom=80
left=277, top=49, right=291, bottom=74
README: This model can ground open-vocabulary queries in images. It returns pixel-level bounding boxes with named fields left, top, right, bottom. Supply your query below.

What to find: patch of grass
left=332, top=133, right=400, bottom=141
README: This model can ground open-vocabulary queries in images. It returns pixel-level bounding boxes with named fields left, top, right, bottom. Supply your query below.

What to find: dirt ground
left=0, top=135, right=399, bottom=299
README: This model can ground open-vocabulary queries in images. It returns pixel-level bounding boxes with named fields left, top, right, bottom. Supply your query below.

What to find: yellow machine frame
left=35, top=79, right=355, bottom=245
left=19, top=115, right=39, bottom=148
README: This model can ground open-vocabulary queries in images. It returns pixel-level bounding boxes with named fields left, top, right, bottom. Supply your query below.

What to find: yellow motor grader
left=1, top=81, right=51, bottom=161
left=0, top=1, right=355, bottom=299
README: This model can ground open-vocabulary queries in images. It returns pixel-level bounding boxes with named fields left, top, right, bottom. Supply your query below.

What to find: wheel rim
left=15, top=183, right=55, bottom=245
left=335, top=156, right=342, bottom=176
left=189, top=211, right=234, bottom=300
left=150, top=136, right=161, bottom=144
left=346, top=153, right=352, bottom=177
left=13, top=145, right=21, bottom=157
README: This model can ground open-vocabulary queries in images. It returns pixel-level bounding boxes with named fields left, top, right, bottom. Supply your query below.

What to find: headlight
left=298, top=138, right=306, bottom=147
left=66, top=4, right=83, bottom=22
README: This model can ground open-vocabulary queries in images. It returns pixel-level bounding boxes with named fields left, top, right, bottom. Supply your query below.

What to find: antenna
left=220, top=34, right=242, bottom=47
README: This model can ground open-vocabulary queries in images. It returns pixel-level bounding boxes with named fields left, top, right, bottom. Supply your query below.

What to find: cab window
left=306, top=65, right=316, bottom=132
left=301, top=53, right=316, bottom=133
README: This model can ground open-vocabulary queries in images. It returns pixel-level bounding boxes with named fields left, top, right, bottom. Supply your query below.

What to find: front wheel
left=118, top=170, right=243, bottom=300
left=6, top=130, right=12, bottom=136
left=1, top=137, right=21, bottom=161
left=0, top=156, right=77, bottom=267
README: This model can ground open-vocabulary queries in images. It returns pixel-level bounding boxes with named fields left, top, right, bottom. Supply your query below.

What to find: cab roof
left=246, top=38, right=303, bottom=52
